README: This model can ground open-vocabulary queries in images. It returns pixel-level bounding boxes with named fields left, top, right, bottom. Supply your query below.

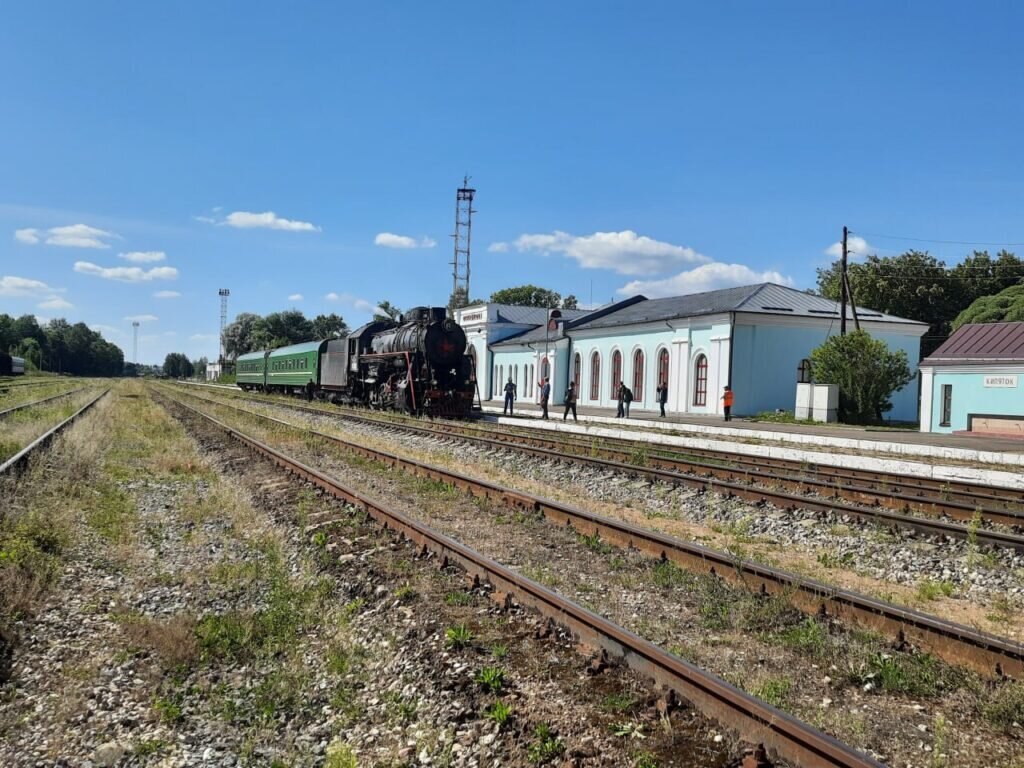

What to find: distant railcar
left=11, top=356, right=25, bottom=375
left=0, top=353, right=25, bottom=376
left=234, top=307, right=475, bottom=417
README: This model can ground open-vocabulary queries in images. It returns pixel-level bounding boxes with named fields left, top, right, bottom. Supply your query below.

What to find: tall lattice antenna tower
left=132, top=322, right=140, bottom=364
left=218, top=288, right=230, bottom=362
left=451, top=176, right=476, bottom=301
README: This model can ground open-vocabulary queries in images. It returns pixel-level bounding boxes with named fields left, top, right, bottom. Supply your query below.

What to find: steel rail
left=0, top=386, right=89, bottom=419
left=159, top=390, right=884, bottom=768
left=0, top=388, right=109, bottom=476
left=165, top=387, right=1024, bottom=679
left=177, top=386, right=1024, bottom=552
left=176, top=382, right=1024, bottom=508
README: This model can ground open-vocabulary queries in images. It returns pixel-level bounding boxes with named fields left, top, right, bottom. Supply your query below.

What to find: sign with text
left=983, top=375, right=1018, bottom=388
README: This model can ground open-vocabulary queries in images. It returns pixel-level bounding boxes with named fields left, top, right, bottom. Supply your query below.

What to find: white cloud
left=38, top=296, right=73, bottom=310
left=46, top=224, right=117, bottom=249
left=75, top=261, right=178, bottom=282
left=617, top=263, right=794, bottom=298
left=487, top=241, right=509, bottom=253
left=154, top=290, right=181, bottom=298
left=0, top=275, right=60, bottom=296
left=374, top=232, right=436, bottom=249
left=824, top=235, right=873, bottom=259
left=90, top=324, right=124, bottom=338
left=14, top=223, right=119, bottom=249
left=325, top=292, right=376, bottom=313
left=220, top=211, right=321, bottom=232
left=120, top=251, right=166, bottom=263
left=190, top=333, right=218, bottom=342
left=124, top=314, right=158, bottom=323
left=288, top=293, right=304, bottom=301
left=509, top=230, right=710, bottom=276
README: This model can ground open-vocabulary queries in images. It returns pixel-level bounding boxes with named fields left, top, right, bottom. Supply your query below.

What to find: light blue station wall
left=730, top=321, right=922, bottom=421
left=928, top=370, right=1024, bottom=433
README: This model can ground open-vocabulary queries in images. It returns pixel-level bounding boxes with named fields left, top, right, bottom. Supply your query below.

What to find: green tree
left=489, top=285, right=562, bottom=308
left=373, top=301, right=403, bottom=323
left=948, top=250, right=1024, bottom=308
left=561, top=294, right=579, bottom=310
left=953, top=283, right=1024, bottom=329
left=263, top=310, right=314, bottom=345
left=222, top=313, right=267, bottom=358
left=809, top=331, right=914, bottom=424
left=312, top=313, right=348, bottom=339
left=162, top=352, right=194, bottom=378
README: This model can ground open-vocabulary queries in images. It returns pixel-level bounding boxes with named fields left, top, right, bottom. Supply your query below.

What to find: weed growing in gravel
left=633, top=751, right=660, bottom=768
left=983, top=681, right=1024, bottom=731
left=132, top=739, right=168, bottom=758
left=611, top=722, right=647, bottom=740
left=489, top=642, right=509, bottom=660
left=816, top=549, right=855, bottom=569
left=846, top=652, right=966, bottom=698
left=915, top=579, right=956, bottom=602
left=445, top=623, right=473, bottom=649
left=527, top=723, right=565, bottom=764
left=485, top=700, right=513, bottom=727
left=775, top=617, right=829, bottom=658
left=752, top=677, right=792, bottom=708
left=394, top=582, right=416, bottom=602
left=444, top=590, right=473, bottom=606
left=600, top=693, right=638, bottom=713
left=521, top=564, right=560, bottom=588
left=932, top=713, right=948, bottom=767
left=383, top=690, right=419, bottom=724
left=475, top=666, right=507, bottom=694
left=324, top=740, right=358, bottom=768
left=153, top=692, right=184, bottom=724
left=578, top=531, right=614, bottom=554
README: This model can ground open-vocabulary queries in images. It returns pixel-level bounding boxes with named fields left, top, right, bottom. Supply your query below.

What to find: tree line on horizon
left=0, top=313, right=124, bottom=376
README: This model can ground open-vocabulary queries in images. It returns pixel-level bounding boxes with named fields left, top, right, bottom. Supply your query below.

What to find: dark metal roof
left=570, top=282, right=924, bottom=331
left=922, top=322, right=1024, bottom=365
left=491, top=296, right=647, bottom=347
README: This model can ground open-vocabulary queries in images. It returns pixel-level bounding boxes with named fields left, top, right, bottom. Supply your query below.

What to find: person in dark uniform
left=503, top=376, right=517, bottom=415
left=563, top=381, right=578, bottom=422
left=621, top=381, right=633, bottom=418
left=656, top=379, right=668, bottom=417
left=539, top=377, right=551, bottom=419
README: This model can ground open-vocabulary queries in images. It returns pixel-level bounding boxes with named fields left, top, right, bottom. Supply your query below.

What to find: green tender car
left=236, top=349, right=268, bottom=390
left=265, top=340, right=326, bottom=392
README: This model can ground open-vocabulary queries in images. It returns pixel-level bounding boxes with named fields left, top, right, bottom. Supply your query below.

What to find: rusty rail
left=174, top=385, right=1024, bottom=552
left=159, top=389, right=885, bottom=768
left=0, top=388, right=109, bottom=476
left=0, top=386, right=89, bottom=419
left=165, top=386, right=1024, bottom=679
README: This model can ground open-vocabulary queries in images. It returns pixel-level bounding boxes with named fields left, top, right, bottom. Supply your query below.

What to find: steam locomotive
left=236, top=307, right=476, bottom=417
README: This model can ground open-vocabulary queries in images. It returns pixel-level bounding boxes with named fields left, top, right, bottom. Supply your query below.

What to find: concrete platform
left=483, top=401, right=1024, bottom=486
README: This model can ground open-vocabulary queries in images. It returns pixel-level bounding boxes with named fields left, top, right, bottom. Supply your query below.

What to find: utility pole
left=218, top=288, right=230, bottom=363
left=840, top=226, right=848, bottom=336
left=132, top=321, right=140, bottom=364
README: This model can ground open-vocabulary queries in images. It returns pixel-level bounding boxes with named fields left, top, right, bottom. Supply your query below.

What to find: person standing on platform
left=563, top=381, right=578, bottom=422
left=656, top=380, right=668, bottom=417
left=539, top=377, right=551, bottom=419
left=721, top=385, right=734, bottom=421
left=615, top=381, right=625, bottom=418
left=622, top=382, right=633, bottom=418
left=503, top=376, right=517, bottom=415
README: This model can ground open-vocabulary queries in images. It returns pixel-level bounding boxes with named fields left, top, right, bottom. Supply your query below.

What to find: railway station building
left=918, top=321, right=1024, bottom=436
left=457, top=282, right=929, bottom=421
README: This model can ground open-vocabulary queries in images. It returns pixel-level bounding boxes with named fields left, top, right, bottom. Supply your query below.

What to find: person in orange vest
left=721, top=385, right=734, bottom=421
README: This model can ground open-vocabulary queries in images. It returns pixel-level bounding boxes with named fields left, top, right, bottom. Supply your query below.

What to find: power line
left=852, top=230, right=1024, bottom=248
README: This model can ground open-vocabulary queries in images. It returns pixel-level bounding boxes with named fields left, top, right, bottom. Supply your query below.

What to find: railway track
left=175, top=384, right=1024, bottom=551
left=0, top=386, right=89, bottom=419
left=164, top=386, right=1024, bottom=680
left=156, top=388, right=885, bottom=768
left=0, top=388, right=108, bottom=476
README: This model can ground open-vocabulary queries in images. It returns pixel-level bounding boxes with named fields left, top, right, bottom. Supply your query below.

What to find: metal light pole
left=132, top=321, right=140, bottom=364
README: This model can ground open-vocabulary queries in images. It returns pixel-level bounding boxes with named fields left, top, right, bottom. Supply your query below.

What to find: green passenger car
left=236, top=349, right=268, bottom=390
left=265, top=340, right=327, bottom=391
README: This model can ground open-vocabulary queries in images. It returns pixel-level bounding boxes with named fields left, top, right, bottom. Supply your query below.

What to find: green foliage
left=324, top=741, right=358, bottom=768
left=372, top=300, right=403, bottom=323
left=222, top=310, right=349, bottom=358
left=444, top=590, right=472, bottom=606
left=475, top=666, right=506, bottom=694
left=752, top=677, right=791, bottom=707
left=484, top=700, right=513, bottom=727
left=816, top=249, right=1024, bottom=355
left=163, top=352, right=194, bottom=378
left=953, top=283, right=1024, bottom=329
left=633, top=752, right=660, bottom=768
left=527, top=723, right=565, bottom=764
left=0, top=313, right=123, bottom=375
left=444, top=623, right=474, bottom=649
left=809, top=330, right=913, bottom=423
left=488, top=285, right=576, bottom=309
left=983, top=681, right=1024, bottom=731
left=848, top=652, right=961, bottom=698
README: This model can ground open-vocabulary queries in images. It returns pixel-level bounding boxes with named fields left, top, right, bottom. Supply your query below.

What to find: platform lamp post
left=132, top=321, right=140, bottom=365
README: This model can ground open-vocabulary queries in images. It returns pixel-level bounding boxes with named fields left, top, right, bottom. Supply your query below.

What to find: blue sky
left=2, top=2, right=1022, bottom=363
